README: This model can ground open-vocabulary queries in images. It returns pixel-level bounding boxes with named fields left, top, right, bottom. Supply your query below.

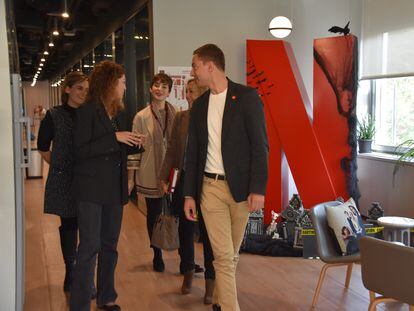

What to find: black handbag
left=151, top=195, right=180, bottom=251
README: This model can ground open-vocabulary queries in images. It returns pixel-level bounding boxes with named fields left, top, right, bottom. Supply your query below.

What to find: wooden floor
left=24, top=172, right=407, bottom=311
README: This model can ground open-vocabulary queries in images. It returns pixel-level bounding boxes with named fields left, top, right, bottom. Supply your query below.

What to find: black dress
left=39, top=105, right=77, bottom=217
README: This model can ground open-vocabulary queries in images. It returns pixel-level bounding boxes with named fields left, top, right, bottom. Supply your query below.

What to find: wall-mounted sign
left=158, top=66, right=192, bottom=111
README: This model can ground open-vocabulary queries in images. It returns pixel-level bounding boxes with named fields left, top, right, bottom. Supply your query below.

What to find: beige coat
left=132, top=102, right=176, bottom=198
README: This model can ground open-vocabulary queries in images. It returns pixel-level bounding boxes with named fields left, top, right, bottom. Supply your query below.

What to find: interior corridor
left=23, top=171, right=405, bottom=311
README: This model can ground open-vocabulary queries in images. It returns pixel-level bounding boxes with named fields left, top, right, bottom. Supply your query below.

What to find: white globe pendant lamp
left=268, top=16, right=292, bottom=39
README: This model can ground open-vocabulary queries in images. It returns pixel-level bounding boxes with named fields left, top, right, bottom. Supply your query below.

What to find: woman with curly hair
left=70, top=61, right=144, bottom=311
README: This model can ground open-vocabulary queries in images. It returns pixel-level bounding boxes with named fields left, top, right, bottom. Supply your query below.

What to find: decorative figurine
left=293, top=227, right=304, bottom=248
left=289, top=194, right=304, bottom=211
left=298, top=210, right=313, bottom=228
left=368, top=202, right=384, bottom=222
left=241, top=209, right=265, bottom=251
left=281, top=204, right=303, bottom=223
left=280, top=194, right=305, bottom=244
left=247, top=209, right=265, bottom=235
left=266, top=210, right=280, bottom=239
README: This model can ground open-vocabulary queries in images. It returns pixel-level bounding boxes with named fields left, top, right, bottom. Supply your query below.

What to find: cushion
left=325, top=198, right=366, bottom=255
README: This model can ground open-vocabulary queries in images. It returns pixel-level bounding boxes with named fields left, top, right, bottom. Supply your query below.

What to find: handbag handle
left=161, top=194, right=174, bottom=216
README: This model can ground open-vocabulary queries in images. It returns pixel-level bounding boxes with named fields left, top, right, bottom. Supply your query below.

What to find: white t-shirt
left=205, top=88, right=227, bottom=175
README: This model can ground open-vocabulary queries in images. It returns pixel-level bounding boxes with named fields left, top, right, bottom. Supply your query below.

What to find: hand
left=184, top=197, right=197, bottom=222
left=160, top=180, right=168, bottom=194
left=247, top=193, right=265, bottom=213
left=136, top=133, right=146, bottom=147
left=115, top=131, right=142, bottom=146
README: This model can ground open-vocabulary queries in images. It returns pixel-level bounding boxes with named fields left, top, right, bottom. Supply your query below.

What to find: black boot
left=181, top=270, right=194, bottom=295
left=59, top=226, right=77, bottom=292
left=204, top=279, right=215, bottom=305
left=91, top=284, right=97, bottom=300
left=152, top=247, right=165, bottom=272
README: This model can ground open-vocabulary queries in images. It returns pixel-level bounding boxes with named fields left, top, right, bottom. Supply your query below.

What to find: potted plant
left=393, top=139, right=414, bottom=176
left=357, top=114, right=376, bottom=153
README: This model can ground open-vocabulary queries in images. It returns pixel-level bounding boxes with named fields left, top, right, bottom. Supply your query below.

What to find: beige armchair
left=360, top=236, right=414, bottom=310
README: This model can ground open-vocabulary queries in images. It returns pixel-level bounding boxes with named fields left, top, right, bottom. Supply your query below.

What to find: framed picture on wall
left=158, top=66, right=192, bottom=111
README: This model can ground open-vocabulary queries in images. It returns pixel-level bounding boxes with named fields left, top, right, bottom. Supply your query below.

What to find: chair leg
left=369, top=296, right=397, bottom=311
left=312, top=264, right=330, bottom=308
left=368, top=299, right=379, bottom=311
left=345, top=263, right=353, bottom=288
left=369, top=291, right=375, bottom=303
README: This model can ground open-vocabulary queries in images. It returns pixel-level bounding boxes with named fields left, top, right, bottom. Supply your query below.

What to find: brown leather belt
left=204, top=172, right=226, bottom=181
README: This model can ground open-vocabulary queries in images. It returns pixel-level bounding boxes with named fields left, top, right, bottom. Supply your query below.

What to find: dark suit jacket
left=183, top=79, right=269, bottom=203
left=72, top=101, right=142, bottom=206
left=159, top=110, right=190, bottom=183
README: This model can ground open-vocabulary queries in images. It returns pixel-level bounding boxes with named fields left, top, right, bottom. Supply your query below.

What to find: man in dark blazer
left=183, top=44, right=268, bottom=311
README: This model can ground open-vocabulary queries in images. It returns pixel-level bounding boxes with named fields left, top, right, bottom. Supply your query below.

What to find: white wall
left=274, top=0, right=363, bottom=105
left=0, top=1, right=16, bottom=310
left=152, top=0, right=413, bottom=216
left=153, top=0, right=363, bottom=97
left=272, top=0, right=414, bottom=215
left=358, top=156, right=414, bottom=218
left=23, top=81, right=50, bottom=120
left=153, top=0, right=278, bottom=83
left=23, top=81, right=50, bottom=140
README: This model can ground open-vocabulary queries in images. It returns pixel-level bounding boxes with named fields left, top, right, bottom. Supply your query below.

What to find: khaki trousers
left=200, top=176, right=249, bottom=311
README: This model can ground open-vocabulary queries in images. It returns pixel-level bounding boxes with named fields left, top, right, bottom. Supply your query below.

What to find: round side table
left=377, top=216, right=414, bottom=246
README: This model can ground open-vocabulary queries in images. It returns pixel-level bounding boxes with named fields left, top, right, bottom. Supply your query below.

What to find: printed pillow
left=325, top=198, right=366, bottom=255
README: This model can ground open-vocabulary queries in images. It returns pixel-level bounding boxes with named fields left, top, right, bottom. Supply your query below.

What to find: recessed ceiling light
left=62, top=12, right=69, bottom=18
left=40, top=63, right=44, bottom=67
left=44, top=51, right=49, bottom=55
left=41, top=58, right=46, bottom=62
left=49, top=42, right=54, bottom=47
left=53, top=30, right=59, bottom=36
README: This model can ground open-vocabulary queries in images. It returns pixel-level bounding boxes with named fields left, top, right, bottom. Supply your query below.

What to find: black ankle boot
left=59, top=226, right=77, bottom=292
left=152, top=247, right=164, bottom=272
left=63, top=262, right=75, bottom=292
left=91, top=284, right=97, bottom=300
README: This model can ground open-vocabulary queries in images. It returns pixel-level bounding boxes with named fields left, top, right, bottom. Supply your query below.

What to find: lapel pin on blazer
left=231, top=95, right=236, bottom=100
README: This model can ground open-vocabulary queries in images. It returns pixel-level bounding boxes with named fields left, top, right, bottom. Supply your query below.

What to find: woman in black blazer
left=70, top=61, right=144, bottom=311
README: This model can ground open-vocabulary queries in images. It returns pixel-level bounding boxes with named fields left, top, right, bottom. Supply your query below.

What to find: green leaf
left=357, top=114, right=376, bottom=140
left=393, top=139, right=414, bottom=178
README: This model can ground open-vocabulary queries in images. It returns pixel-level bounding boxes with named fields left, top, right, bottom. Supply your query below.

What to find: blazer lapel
left=222, top=79, right=236, bottom=143
left=96, top=104, right=114, bottom=133
left=199, top=91, right=210, bottom=146
left=143, top=107, right=155, bottom=143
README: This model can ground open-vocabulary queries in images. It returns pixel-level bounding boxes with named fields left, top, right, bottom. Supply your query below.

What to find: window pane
left=82, top=52, right=94, bottom=75
left=114, top=28, right=124, bottom=64
left=95, top=35, right=113, bottom=63
left=374, top=76, right=414, bottom=147
left=395, top=78, right=414, bottom=143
